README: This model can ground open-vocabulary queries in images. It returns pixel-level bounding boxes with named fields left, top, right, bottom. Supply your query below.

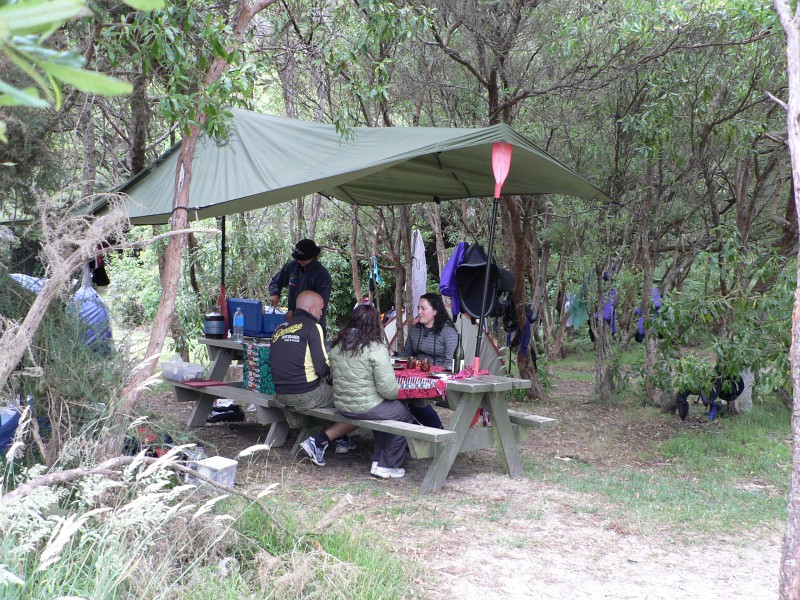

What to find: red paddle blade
left=492, top=142, right=513, bottom=198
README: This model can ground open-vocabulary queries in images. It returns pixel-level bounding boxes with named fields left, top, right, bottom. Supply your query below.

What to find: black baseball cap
left=291, top=239, right=321, bottom=260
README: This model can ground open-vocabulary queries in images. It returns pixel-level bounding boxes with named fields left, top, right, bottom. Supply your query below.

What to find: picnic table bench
left=166, top=337, right=556, bottom=493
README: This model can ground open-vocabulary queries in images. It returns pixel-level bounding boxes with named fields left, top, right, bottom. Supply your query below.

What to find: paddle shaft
left=473, top=196, right=500, bottom=370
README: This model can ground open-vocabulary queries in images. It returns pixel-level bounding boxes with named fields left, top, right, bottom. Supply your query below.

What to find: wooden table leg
left=257, top=407, right=289, bottom=447
left=207, top=346, right=234, bottom=380
left=419, top=391, right=480, bottom=493
left=485, top=391, right=524, bottom=477
left=175, top=387, right=215, bottom=427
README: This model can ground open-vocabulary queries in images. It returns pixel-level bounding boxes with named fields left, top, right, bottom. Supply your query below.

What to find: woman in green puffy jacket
left=329, top=305, right=415, bottom=479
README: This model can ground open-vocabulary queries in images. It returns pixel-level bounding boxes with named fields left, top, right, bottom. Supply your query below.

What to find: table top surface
left=199, top=337, right=531, bottom=392
left=200, top=337, right=267, bottom=349
left=446, top=374, right=532, bottom=392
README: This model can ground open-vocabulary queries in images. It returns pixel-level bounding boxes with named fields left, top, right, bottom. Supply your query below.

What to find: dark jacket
left=268, top=258, right=332, bottom=330
left=269, top=309, right=330, bottom=394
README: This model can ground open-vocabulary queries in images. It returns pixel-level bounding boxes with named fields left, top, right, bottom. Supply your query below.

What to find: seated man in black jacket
left=270, top=291, right=355, bottom=466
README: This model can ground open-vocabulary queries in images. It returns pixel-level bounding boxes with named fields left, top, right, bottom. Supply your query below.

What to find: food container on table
left=161, top=357, right=205, bottom=381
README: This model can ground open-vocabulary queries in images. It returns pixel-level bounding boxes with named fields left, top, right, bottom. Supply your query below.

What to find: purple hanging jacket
left=637, top=287, right=662, bottom=336
left=439, top=241, right=468, bottom=319
left=599, top=289, right=618, bottom=335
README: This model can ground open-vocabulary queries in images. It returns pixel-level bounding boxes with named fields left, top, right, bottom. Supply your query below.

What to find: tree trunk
left=349, top=206, right=361, bottom=301
left=424, top=203, right=446, bottom=277
left=309, top=194, right=322, bottom=239
left=460, top=198, right=468, bottom=241
left=130, top=66, right=150, bottom=176
left=501, top=197, right=549, bottom=400
left=401, top=204, right=413, bottom=319
left=774, top=1, right=800, bottom=596
left=79, top=99, right=96, bottom=199
left=593, top=315, right=614, bottom=401
left=592, top=262, right=615, bottom=402
left=121, top=0, right=278, bottom=405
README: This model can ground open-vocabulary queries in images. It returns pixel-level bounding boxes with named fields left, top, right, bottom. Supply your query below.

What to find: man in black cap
left=269, top=239, right=332, bottom=332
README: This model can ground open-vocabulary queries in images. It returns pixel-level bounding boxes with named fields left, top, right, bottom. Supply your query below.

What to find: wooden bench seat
left=507, top=409, right=557, bottom=429
left=167, top=379, right=455, bottom=455
left=167, top=373, right=557, bottom=493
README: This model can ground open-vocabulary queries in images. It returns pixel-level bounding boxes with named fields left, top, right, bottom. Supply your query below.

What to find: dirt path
left=146, top=373, right=783, bottom=599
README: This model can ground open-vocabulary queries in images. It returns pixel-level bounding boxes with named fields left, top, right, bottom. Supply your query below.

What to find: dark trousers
left=340, top=400, right=414, bottom=468
left=408, top=402, right=444, bottom=429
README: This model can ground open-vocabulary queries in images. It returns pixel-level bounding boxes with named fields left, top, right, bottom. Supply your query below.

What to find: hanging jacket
left=439, top=241, right=468, bottom=319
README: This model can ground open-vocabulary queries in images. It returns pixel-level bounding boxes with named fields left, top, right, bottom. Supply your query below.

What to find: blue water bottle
left=233, top=308, right=244, bottom=342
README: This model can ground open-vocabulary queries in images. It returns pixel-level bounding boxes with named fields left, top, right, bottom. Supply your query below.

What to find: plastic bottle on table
left=233, top=308, right=244, bottom=342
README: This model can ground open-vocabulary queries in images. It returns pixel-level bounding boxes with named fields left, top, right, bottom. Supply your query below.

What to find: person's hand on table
left=269, top=294, right=280, bottom=307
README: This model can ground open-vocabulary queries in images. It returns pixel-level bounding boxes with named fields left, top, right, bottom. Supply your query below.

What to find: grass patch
left=658, top=403, right=791, bottom=493
left=555, top=370, right=596, bottom=383
left=523, top=400, right=790, bottom=537
left=231, top=499, right=419, bottom=599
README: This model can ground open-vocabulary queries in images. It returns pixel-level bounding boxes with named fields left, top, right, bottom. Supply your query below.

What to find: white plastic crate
left=186, top=456, right=238, bottom=492
left=161, top=360, right=205, bottom=381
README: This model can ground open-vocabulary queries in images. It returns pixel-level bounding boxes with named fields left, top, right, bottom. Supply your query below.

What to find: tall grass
left=0, top=422, right=417, bottom=599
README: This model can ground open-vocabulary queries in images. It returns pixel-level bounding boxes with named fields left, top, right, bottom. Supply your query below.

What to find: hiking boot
left=371, top=466, right=405, bottom=479
left=299, top=437, right=326, bottom=467
left=335, top=437, right=357, bottom=454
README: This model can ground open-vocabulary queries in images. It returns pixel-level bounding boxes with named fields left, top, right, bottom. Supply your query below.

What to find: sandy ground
left=145, top=374, right=784, bottom=600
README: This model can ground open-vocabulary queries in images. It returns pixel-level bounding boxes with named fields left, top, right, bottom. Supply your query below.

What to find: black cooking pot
left=203, top=309, right=226, bottom=339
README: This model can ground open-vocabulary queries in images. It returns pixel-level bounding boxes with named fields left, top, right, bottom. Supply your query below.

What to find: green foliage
left=653, top=232, right=792, bottom=397
left=105, top=0, right=262, bottom=138
left=0, top=0, right=164, bottom=142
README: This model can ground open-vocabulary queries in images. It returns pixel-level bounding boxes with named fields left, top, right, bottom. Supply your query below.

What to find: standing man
left=269, top=239, right=332, bottom=333
left=270, top=291, right=356, bottom=466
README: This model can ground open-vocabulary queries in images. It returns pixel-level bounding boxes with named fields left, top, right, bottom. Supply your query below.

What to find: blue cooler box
left=262, top=308, right=285, bottom=337
left=226, top=299, right=263, bottom=337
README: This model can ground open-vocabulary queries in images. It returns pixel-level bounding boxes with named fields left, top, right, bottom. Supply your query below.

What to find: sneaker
left=371, top=466, right=405, bottom=479
left=335, top=437, right=357, bottom=454
left=299, top=437, right=326, bottom=467
left=370, top=461, right=378, bottom=476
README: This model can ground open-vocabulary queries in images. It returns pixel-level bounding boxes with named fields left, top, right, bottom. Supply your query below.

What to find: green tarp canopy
left=114, top=108, right=610, bottom=225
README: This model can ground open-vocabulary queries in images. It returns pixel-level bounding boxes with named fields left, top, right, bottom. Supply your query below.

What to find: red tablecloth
left=395, top=366, right=449, bottom=400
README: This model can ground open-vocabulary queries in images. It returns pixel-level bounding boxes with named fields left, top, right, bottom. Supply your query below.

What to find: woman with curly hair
left=329, top=304, right=415, bottom=479
left=396, top=293, right=458, bottom=429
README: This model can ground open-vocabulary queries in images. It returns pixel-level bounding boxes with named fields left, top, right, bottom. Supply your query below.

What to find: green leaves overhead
left=121, top=0, right=166, bottom=10
left=39, top=62, right=132, bottom=96
left=0, top=0, right=164, bottom=142
left=0, top=0, right=89, bottom=37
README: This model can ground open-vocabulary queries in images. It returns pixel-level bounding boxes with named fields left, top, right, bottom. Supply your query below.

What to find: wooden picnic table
left=168, top=337, right=556, bottom=493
